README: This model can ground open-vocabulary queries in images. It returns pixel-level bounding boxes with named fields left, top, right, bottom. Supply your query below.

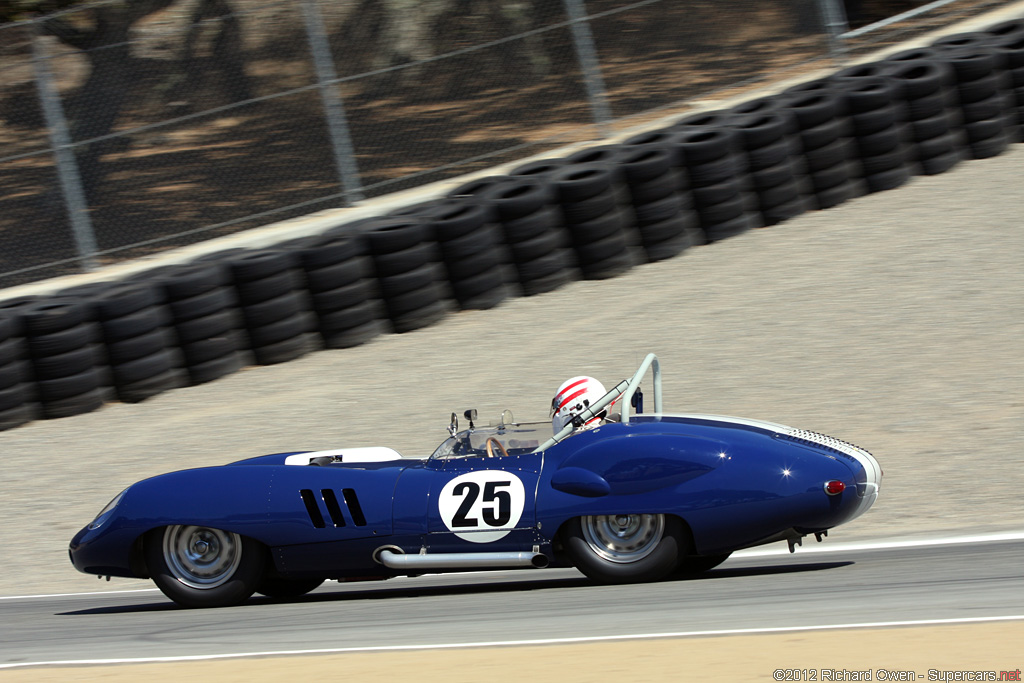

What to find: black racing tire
left=626, top=171, right=681, bottom=205
left=444, top=245, right=504, bottom=282
left=304, top=258, right=368, bottom=293
left=564, top=514, right=686, bottom=584
left=757, top=179, right=803, bottom=208
left=917, top=148, right=962, bottom=175
left=432, top=202, right=493, bottom=241
left=746, top=138, right=793, bottom=170
left=247, top=313, right=312, bottom=348
left=636, top=211, right=693, bottom=245
left=438, top=225, right=502, bottom=262
left=93, top=284, right=158, bottom=321
left=803, top=138, right=851, bottom=172
left=111, top=349, right=177, bottom=386
left=316, top=300, right=378, bottom=333
left=812, top=180, right=856, bottom=210
left=945, top=48, right=997, bottom=82
left=168, top=288, right=234, bottom=323
left=508, top=229, right=562, bottom=264
left=967, top=131, right=1009, bottom=159
left=762, top=196, right=808, bottom=225
left=255, top=577, right=325, bottom=599
left=115, top=369, right=181, bottom=403
left=0, top=402, right=34, bottom=432
left=574, top=231, right=629, bottom=266
left=37, top=367, right=103, bottom=402
left=684, top=155, right=738, bottom=188
left=310, top=281, right=374, bottom=315
left=161, top=264, right=225, bottom=300
left=515, top=249, right=571, bottom=283
left=31, top=345, right=98, bottom=380
left=788, top=92, right=841, bottom=130
left=370, top=242, right=435, bottom=278
left=234, top=270, right=300, bottom=305
left=732, top=112, right=788, bottom=149
left=674, top=128, right=736, bottom=165
left=390, top=301, right=447, bottom=334
left=910, top=111, right=954, bottom=141
left=674, top=553, right=732, bottom=576
left=502, top=206, right=562, bottom=242
left=697, top=196, right=746, bottom=226
left=580, top=250, right=635, bottom=281
left=293, top=235, right=366, bottom=270
left=956, top=72, right=1000, bottom=104
left=703, top=214, right=753, bottom=242
left=643, top=233, right=691, bottom=262
left=619, top=146, right=674, bottom=182
left=455, top=284, right=508, bottom=311
left=0, top=383, right=30, bottom=412
left=101, top=308, right=167, bottom=342
left=565, top=209, right=628, bottom=244
left=39, top=387, right=105, bottom=419
left=173, top=309, right=238, bottom=345
left=797, top=117, right=846, bottom=152
left=385, top=285, right=443, bottom=318
left=26, top=323, right=97, bottom=357
left=253, top=334, right=312, bottom=365
left=890, top=60, right=948, bottom=99
left=183, top=334, right=240, bottom=366
left=378, top=264, right=437, bottom=299
left=634, top=194, right=684, bottom=225
left=560, top=191, right=619, bottom=225
left=363, top=219, right=428, bottom=255
left=692, top=179, right=742, bottom=208
left=849, top=106, right=899, bottom=138
left=482, top=179, right=550, bottom=221
left=566, top=145, right=625, bottom=166
left=240, top=291, right=305, bottom=328
left=146, top=526, right=265, bottom=608
left=861, top=148, right=909, bottom=175
left=105, top=328, right=172, bottom=365
left=321, top=320, right=381, bottom=349
left=519, top=268, right=572, bottom=296
left=552, top=164, right=616, bottom=203
left=865, top=165, right=913, bottom=193
left=23, top=300, right=88, bottom=337
left=960, top=92, right=1006, bottom=123
left=509, top=157, right=569, bottom=178
left=186, top=353, right=244, bottom=385
left=228, top=250, right=295, bottom=283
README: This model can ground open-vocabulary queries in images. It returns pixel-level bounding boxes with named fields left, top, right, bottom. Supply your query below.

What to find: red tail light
left=824, top=480, right=846, bottom=496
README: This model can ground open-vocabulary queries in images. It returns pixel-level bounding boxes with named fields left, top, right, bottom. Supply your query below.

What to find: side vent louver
left=300, top=489, right=326, bottom=528
left=299, top=488, right=368, bottom=528
left=343, top=488, right=367, bottom=526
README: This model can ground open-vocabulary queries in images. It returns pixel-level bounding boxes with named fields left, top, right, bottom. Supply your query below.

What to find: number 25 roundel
left=438, top=471, right=526, bottom=542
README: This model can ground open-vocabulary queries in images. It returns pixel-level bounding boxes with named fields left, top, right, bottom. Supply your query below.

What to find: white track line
left=2, top=615, right=1023, bottom=669
left=4, top=529, right=1023, bottom=602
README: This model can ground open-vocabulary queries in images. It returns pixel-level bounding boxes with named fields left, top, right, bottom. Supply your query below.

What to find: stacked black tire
left=616, top=144, right=702, bottom=261
left=883, top=56, right=965, bottom=176
left=834, top=75, right=914, bottom=194
left=227, top=250, right=315, bottom=365
left=158, top=263, right=245, bottom=385
left=987, top=21, right=1024, bottom=139
left=550, top=163, right=636, bottom=279
left=91, top=283, right=180, bottom=403
left=0, top=308, right=34, bottom=430
left=474, top=177, right=576, bottom=296
left=932, top=35, right=1014, bottom=158
left=363, top=218, right=447, bottom=333
left=669, top=127, right=758, bottom=241
left=785, top=87, right=862, bottom=210
left=21, top=300, right=106, bottom=419
left=728, top=110, right=808, bottom=225
left=429, top=201, right=509, bottom=310
left=292, top=234, right=381, bottom=349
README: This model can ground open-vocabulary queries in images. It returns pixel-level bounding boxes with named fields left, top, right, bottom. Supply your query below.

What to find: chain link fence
left=0, top=0, right=1012, bottom=289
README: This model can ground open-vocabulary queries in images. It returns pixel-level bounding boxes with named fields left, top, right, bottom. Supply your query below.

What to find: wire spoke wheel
left=163, top=525, right=243, bottom=589
left=580, top=514, right=665, bottom=563
left=566, top=513, right=686, bottom=584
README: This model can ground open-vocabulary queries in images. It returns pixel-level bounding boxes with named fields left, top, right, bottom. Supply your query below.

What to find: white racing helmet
left=551, top=376, right=609, bottom=434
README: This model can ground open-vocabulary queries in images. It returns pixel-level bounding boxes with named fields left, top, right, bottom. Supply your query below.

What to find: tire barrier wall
left=1, top=21, right=1022, bottom=431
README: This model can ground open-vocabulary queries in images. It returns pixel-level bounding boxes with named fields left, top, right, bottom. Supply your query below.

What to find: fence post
left=300, top=0, right=364, bottom=205
left=31, top=29, right=99, bottom=272
left=563, top=0, right=614, bottom=137
left=817, top=0, right=851, bottom=64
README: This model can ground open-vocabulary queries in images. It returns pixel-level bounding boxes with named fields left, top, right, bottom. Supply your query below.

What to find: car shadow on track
left=59, top=561, right=852, bottom=615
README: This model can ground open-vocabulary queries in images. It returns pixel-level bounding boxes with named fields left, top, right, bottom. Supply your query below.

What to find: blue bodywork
left=70, top=410, right=881, bottom=581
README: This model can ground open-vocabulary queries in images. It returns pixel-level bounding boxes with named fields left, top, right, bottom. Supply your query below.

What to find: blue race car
left=70, top=354, right=881, bottom=608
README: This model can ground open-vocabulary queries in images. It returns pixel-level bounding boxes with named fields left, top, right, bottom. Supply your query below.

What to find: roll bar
left=535, top=353, right=662, bottom=452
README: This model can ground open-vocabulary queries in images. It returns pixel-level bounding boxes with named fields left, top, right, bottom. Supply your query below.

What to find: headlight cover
left=88, top=489, right=128, bottom=530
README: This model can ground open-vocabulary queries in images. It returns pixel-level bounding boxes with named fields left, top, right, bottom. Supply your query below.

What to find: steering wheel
left=484, top=437, right=509, bottom=458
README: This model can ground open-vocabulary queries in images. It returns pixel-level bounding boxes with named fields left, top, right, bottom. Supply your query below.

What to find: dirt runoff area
left=1, top=622, right=1021, bottom=682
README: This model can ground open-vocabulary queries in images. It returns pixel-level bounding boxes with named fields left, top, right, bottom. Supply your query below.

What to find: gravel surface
left=2, top=145, right=1022, bottom=597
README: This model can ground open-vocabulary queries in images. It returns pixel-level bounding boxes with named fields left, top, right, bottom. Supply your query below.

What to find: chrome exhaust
left=375, top=548, right=549, bottom=570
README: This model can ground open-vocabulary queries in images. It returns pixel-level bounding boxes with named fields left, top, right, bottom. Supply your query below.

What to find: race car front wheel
left=146, top=525, right=265, bottom=608
left=564, top=514, right=686, bottom=584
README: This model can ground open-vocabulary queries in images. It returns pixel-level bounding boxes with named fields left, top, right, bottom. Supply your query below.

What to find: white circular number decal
left=438, top=471, right=526, bottom=543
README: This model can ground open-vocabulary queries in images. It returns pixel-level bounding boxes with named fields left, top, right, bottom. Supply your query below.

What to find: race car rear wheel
left=146, top=525, right=265, bottom=608
left=675, top=552, right=732, bottom=576
left=255, top=577, right=325, bottom=599
left=564, top=514, right=685, bottom=584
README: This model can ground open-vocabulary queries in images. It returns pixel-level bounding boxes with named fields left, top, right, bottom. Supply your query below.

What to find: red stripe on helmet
left=557, top=386, right=590, bottom=413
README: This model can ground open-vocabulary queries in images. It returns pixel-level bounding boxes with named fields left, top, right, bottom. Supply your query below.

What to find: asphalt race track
left=2, top=536, right=1022, bottom=669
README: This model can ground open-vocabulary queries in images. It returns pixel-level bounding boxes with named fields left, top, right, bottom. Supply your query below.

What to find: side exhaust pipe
left=375, top=548, right=549, bottom=570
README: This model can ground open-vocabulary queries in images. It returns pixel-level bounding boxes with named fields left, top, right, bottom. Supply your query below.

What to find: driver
left=550, top=376, right=612, bottom=435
